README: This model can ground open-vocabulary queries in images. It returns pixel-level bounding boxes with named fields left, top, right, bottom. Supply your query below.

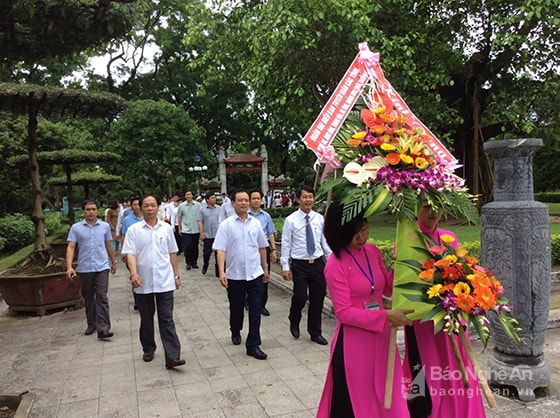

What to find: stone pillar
left=482, top=138, right=551, bottom=401
left=218, top=146, right=227, bottom=194
left=261, top=144, right=269, bottom=193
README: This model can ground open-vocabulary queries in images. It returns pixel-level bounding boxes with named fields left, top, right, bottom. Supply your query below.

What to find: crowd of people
left=65, top=187, right=485, bottom=417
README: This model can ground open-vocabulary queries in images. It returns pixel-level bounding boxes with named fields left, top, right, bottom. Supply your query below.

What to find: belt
left=292, top=257, right=323, bottom=264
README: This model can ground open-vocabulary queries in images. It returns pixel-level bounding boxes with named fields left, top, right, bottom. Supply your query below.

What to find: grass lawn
left=368, top=202, right=560, bottom=243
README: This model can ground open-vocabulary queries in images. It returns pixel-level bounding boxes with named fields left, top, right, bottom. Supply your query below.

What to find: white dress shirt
left=280, top=208, right=332, bottom=271
left=212, top=214, right=268, bottom=281
left=121, top=220, right=178, bottom=294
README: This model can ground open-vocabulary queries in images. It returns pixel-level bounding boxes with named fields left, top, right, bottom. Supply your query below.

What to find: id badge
left=364, top=298, right=379, bottom=311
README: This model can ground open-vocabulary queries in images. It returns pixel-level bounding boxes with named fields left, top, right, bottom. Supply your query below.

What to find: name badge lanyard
left=344, top=248, right=375, bottom=294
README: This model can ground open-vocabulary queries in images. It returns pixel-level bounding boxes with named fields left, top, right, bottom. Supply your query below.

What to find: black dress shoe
left=143, top=352, right=154, bottom=362
left=166, top=358, right=186, bottom=369
left=246, top=347, right=267, bottom=360
left=231, top=335, right=241, bottom=345
left=97, top=330, right=114, bottom=339
left=85, top=325, right=96, bottom=335
left=261, top=307, right=270, bottom=316
left=192, top=264, right=199, bottom=269
left=186, top=265, right=192, bottom=270
left=202, top=266, right=208, bottom=274
left=311, top=335, right=328, bottom=345
left=290, top=325, right=300, bottom=339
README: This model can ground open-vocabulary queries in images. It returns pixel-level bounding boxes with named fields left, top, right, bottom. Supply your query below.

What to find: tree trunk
left=65, top=164, right=75, bottom=224
left=28, top=108, right=48, bottom=251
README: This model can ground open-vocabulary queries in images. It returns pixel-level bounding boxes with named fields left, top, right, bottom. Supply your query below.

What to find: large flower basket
left=307, top=43, right=521, bottom=410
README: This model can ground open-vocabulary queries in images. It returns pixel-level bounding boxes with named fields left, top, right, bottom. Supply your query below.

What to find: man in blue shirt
left=177, top=189, right=202, bottom=270
left=248, top=189, right=277, bottom=316
left=200, top=191, right=221, bottom=276
left=66, top=199, right=117, bottom=339
left=213, top=189, right=270, bottom=360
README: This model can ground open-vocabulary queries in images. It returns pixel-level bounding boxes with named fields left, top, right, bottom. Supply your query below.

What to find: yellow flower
left=380, top=143, right=396, bottom=151
left=400, top=154, right=414, bottom=165
left=453, top=281, right=471, bottom=296
left=427, top=284, right=443, bottom=299
left=441, top=234, right=455, bottom=245
left=455, top=248, right=468, bottom=258
left=414, top=157, right=427, bottom=169
left=352, top=130, right=367, bottom=140
left=444, top=254, right=458, bottom=265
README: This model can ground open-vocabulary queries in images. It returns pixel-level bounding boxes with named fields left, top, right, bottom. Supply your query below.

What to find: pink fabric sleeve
left=324, top=253, right=387, bottom=334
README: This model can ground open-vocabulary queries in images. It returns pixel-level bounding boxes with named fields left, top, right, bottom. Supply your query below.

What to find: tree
left=104, top=99, right=205, bottom=195
left=0, top=0, right=137, bottom=272
left=183, top=0, right=560, bottom=201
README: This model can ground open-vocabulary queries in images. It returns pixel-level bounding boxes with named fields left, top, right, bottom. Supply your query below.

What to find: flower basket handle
left=458, top=326, right=497, bottom=408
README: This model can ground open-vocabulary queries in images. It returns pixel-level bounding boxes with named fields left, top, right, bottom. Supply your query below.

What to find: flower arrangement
left=399, top=232, right=522, bottom=348
left=324, top=82, right=479, bottom=224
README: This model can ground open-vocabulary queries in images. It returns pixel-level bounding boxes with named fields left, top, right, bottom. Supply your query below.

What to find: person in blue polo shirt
left=66, top=199, right=117, bottom=339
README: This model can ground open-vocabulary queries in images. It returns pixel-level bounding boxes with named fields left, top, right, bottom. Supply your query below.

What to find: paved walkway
left=1, top=256, right=559, bottom=417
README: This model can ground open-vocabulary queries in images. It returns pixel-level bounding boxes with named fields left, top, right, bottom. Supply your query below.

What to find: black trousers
left=202, top=238, right=218, bottom=275
left=289, top=258, right=326, bottom=337
left=261, top=247, right=272, bottom=308
left=227, top=276, right=264, bottom=350
left=182, top=233, right=199, bottom=267
left=330, top=325, right=354, bottom=417
left=135, top=291, right=181, bottom=362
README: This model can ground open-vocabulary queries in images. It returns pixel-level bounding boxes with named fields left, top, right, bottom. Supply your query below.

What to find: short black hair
left=249, top=189, right=263, bottom=199
left=205, top=191, right=214, bottom=200
left=231, top=188, right=249, bottom=201
left=140, top=194, right=161, bottom=207
left=130, top=195, right=142, bottom=206
left=296, top=185, right=314, bottom=198
left=323, top=201, right=366, bottom=258
left=81, top=199, right=98, bottom=210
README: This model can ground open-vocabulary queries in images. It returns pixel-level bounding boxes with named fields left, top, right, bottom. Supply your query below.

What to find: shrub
left=0, top=213, right=34, bottom=252
left=44, top=213, right=61, bottom=236
left=535, top=192, right=560, bottom=203
left=0, top=236, right=6, bottom=252
left=552, top=234, right=560, bottom=266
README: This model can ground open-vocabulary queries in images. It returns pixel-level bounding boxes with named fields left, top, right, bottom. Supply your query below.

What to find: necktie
left=305, top=214, right=316, bottom=255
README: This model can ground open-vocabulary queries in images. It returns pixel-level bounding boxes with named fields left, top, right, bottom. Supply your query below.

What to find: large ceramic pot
left=0, top=392, right=36, bottom=417
left=0, top=271, right=82, bottom=316
left=49, top=241, right=78, bottom=260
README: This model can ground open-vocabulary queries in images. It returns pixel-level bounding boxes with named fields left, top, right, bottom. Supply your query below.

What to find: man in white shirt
left=213, top=189, right=270, bottom=360
left=122, top=194, right=185, bottom=369
left=281, top=185, right=332, bottom=345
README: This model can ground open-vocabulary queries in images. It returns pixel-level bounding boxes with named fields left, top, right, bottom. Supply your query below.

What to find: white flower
left=343, top=162, right=369, bottom=185
left=362, top=156, right=387, bottom=178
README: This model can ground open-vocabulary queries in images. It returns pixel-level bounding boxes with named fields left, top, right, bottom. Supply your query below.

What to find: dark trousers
left=173, top=226, right=183, bottom=253
left=79, top=269, right=111, bottom=332
left=182, top=233, right=199, bottom=267
left=227, top=276, right=264, bottom=350
left=261, top=247, right=272, bottom=308
left=135, top=291, right=181, bottom=362
left=289, top=258, right=326, bottom=338
left=202, top=238, right=218, bottom=275
left=331, top=325, right=354, bottom=417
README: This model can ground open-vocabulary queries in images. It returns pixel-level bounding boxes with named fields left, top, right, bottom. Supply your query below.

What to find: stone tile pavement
left=1, top=256, right=559, bottom=417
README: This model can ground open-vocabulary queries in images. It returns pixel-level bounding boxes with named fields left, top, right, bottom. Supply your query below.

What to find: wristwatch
left=174, top=275, right=180, bottom=279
